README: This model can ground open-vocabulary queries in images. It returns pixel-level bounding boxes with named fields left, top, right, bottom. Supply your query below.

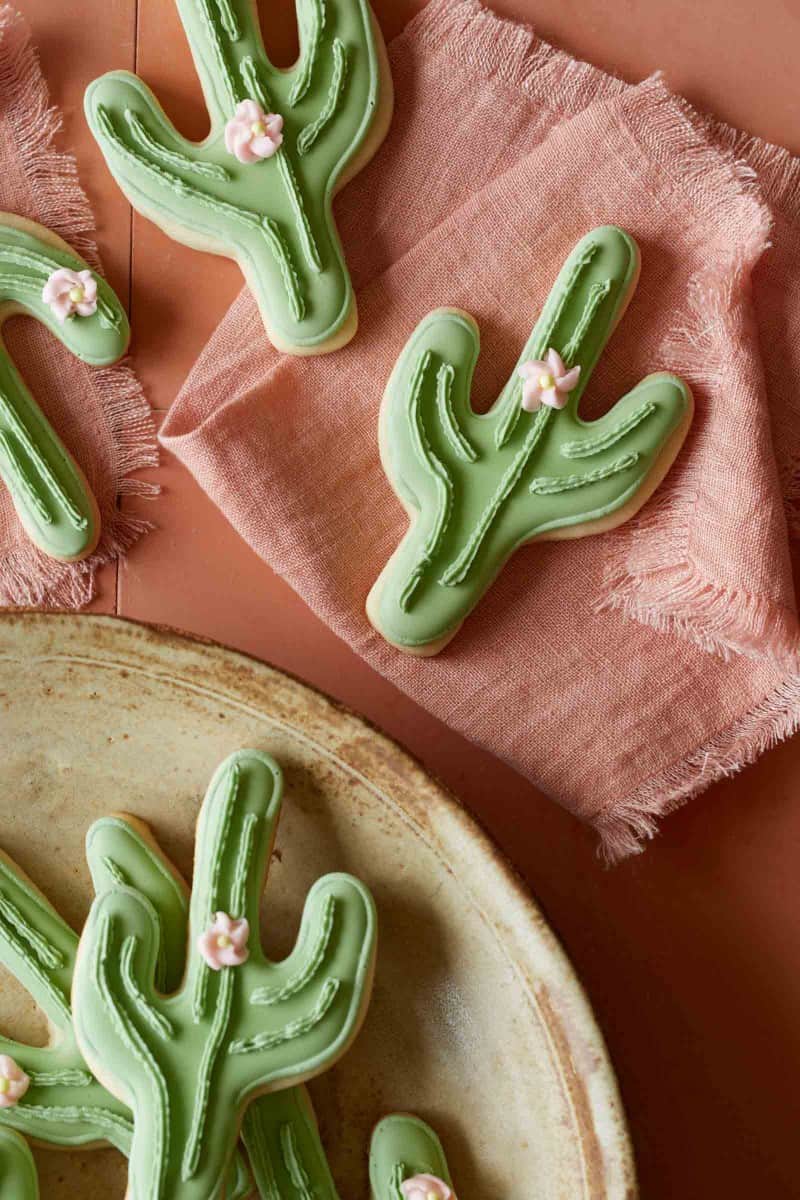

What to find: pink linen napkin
left=161, top=0, right=800, bottom=859
left=0, top=6, right=156, bottom=608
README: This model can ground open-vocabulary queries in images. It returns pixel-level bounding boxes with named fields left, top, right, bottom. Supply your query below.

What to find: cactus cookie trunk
left=85, top=0, right=392, bottom=355
left=0, top=214, right=130, bottom=562
left=73, top=750, right=377, bottom=1200
left=368, top=226, right=693, bottom=654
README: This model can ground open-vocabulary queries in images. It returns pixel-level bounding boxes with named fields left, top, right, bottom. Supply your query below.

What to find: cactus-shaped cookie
left=0, top=825, right=254, bottom=1197
left=370, top=1115, right=456, bottom=1200
left=73, top=750, right=377, bottom=1199
left=0, top=1128, right=38, bottom=1200
left=367, top=225, right=694, bottom=654
left=0, top=214, right=130, bottom=561
left=0, top=845, right=133, bottom=1151
left=85, top=0, right=391, bottom=355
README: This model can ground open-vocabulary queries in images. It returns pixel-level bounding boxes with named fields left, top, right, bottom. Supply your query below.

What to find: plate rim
left=1, top=610, right=637, bottom=1197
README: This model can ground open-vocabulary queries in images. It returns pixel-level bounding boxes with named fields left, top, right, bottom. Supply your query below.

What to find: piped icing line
left=369, top=226, right=693, bottom=653
left=399, top=351, right=454, bottom=613
left=192, top=758, right=239, bottom=1022
left=120, top=935, right=174, bottom=1039
left=281, top=1122, right=315, bottom=1200
left=100, top=855, right=128, bottom=886
left=289, top=0, right=326, bottom=107
left=125, top=109, right=230, bottom=181
left=229, top=975, right=340, bottom=1054
left=0, top=900, right=71, bottom=1024
left=562, top=279, right=611, bottom=363
left=85, top=0, right=388, bottom=352
left=440, top=406, right=551, bottom=588
left=0, top=431, right=52, bottom=525
left=0, top=890, right=63, bottom=969
left=72, top=750, right=377, bottom=1199
left=391, top=1162, right=407, bottom=1199
left=0, top=389, right=88, bottom=531
left=561, top=400, right=656, bottom=458
left=251, top=894, right=336, bottom=1005
left=529, top=452, right=641, bottom=494
left=297, top=38, right=349, bottom=156
left=436, top=362, right=477, bottom=463
left=7, top=1102, right=133, bottom=1140
left=229, top=812, right=259, bottom=916
left=93, top=913, right=170, bottom=1198
left=215, top=0, right=241, bottom=42
left=181, top=964, right=234, bottom=1181
left=196, top=0, right=241, bottom=111
left=26, top=1070, right=93, bottom=1088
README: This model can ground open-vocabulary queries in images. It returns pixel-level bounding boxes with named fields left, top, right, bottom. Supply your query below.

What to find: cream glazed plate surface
left=0, top=613, right=635, bottom=1198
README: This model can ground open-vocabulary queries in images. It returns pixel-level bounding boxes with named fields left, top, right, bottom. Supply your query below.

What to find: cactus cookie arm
left=369, top=226, right=692, bottom=653
left=0, top=214, right=129, bottom=561
left=85, top=0, right=390, bottom=354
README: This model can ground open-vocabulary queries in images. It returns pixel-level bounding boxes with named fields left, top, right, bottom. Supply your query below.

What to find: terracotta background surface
left=22, top=1, right=800, bottom=1195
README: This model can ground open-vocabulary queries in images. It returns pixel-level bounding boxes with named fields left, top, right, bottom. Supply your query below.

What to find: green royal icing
left=73, top=749, right=377, bottom=1200
left=84, top=0, right=389, bottom=353
left=368, top=225, right=693, bottom=652
left=242, top=1090, right=457, bottom=1200
left=0, top=818, right=251, bottom=1193
left=0, top=1127, right=38, bottom=1200
left=370, top=1115, right=455, bottom=1200
left=0, top=216, right=129, bottom=562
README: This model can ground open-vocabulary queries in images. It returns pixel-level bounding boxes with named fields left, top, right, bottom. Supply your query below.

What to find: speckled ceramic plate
left=0, top=613, right=635, bottom=1198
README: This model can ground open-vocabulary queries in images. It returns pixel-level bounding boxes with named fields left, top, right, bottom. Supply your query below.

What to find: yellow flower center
left=68, top=286, right=85, bottom=304
left=216, top=934, right=232, bottom=949
left=250, top=121, right=266, bottom=138
left=426, top=1192, right=439, bottom=1200
left=538, top=372, right=554, bottom=390
left=0, top=1079, right=10, bottom=1095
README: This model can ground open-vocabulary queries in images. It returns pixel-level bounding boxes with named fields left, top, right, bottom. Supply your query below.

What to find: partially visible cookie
left=0, top=213, right=130, bottom=562
left=85, top=0, right=393, bottom=355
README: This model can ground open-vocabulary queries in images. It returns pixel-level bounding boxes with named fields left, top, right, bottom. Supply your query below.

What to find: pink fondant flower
left=0, top=1055, right=30, bottom=1108
left=400, top=1175, right=453, bottom=1200
left=42, top=268, right=98, bottom=323
left=198, top=912, right=250, bottom=969
left=224, top=100, right=284, bottom=163
left=518, top=348, right=580, bottom=411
